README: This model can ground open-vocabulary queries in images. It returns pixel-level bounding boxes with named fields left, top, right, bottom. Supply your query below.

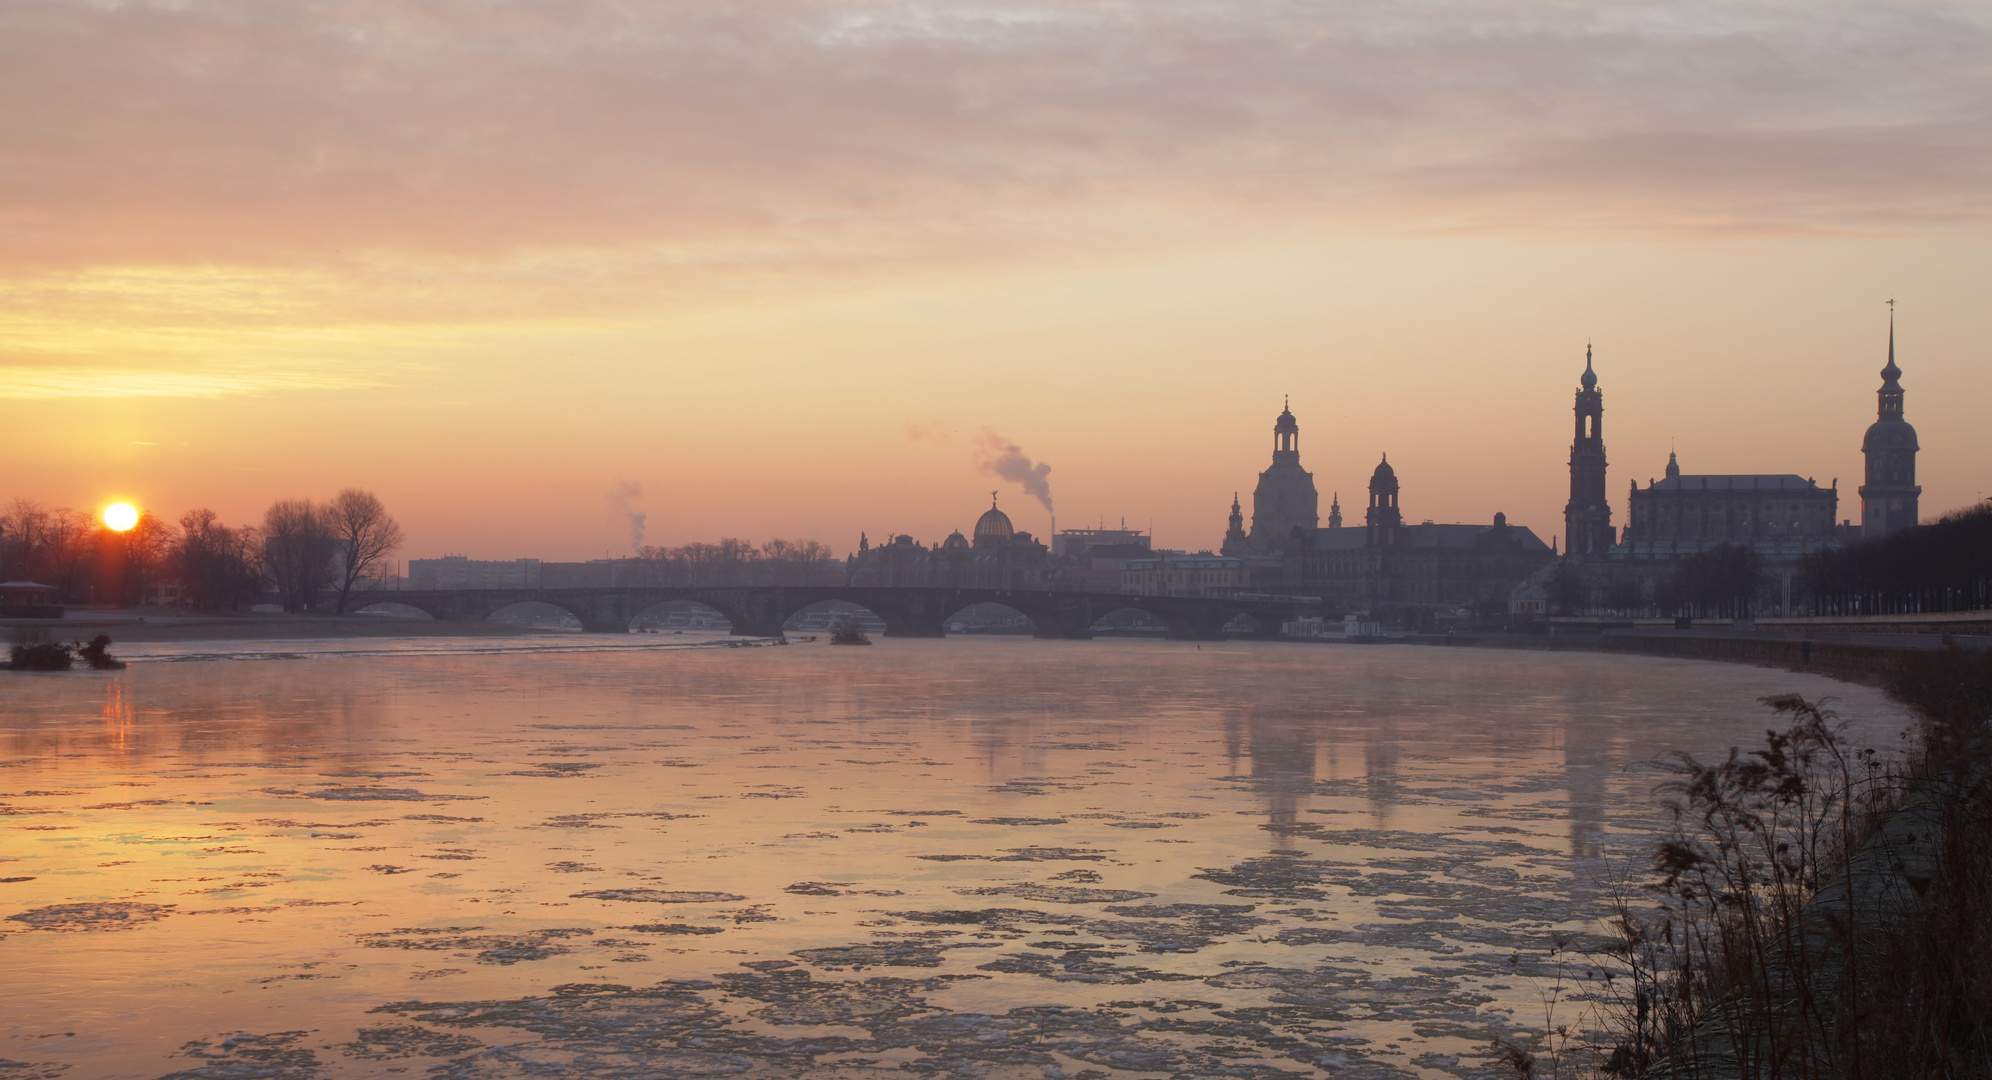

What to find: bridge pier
left=1024, top=595, right=1098, bottom=640
left=871, top=595, right=947, bottom=637
left=696, top=590, right=789, bottom=638
left=1239, top=612, right=1284, bottom=640
left=732, top=618, right=788, bottom=638
left=1156, top=604, right=1230, bottom=641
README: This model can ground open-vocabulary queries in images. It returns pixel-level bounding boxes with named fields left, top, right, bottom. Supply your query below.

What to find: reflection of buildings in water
left=1560, top=699, right=1611, bottom=862
left=1235, top=710, right=1317, bottom=849
left=1362, top=725, right=1400, bottom=826
left=968, top=716, right=1047, bottom=788
left=1229, top=706, right=1408, bottom=844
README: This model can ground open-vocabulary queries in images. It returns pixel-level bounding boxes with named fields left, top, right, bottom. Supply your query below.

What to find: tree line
left=1545, top=501, right=1992, bottom=619
left=1802, top=500, right=1992, bottom=616
left=617, top=537, right=842, bottom=587
left=0, top=489, right=402, bottom=614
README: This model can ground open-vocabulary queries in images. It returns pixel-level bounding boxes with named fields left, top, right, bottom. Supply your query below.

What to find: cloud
left=0, top=0, right=1985, bottom=301
left=905, top=421, right=952, bottom=443
left=975, top=428, right=1053, bottom=513
left=0, top=366, right=379, bottom=399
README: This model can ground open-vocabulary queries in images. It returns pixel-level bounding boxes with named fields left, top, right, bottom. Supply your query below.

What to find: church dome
left=1862, top=417, right=1919, bottom=454
left=941, top=530, right=970, bottom=551
left=1580, top=346, right=1597, bottom=389
left=1368, top=454, right=1398, bottom=494
left=973, top=498, right=1015, bottom=548
left=1274, top=402, right=1298, bottom=435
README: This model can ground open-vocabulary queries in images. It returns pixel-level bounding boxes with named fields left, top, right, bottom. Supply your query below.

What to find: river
left=0, top=637, right=1909, bottom=1080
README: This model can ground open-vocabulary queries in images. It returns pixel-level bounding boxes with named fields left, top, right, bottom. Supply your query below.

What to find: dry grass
left=1499, top=647, right=1992, bottom=1080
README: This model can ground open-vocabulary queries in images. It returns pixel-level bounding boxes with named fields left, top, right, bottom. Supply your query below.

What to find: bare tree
left=763, top=538, right=838, bottom=585
left=39, top=508, right=94, bottom=602
left=175, top=509, right=262, bottom=611
left=326, top=488, right=405, bottom=614
left=113, top=510, right=176, bottom=606
left=0, top=499, right=52, bottom=580
left=263, top=499, right=338, bottom=613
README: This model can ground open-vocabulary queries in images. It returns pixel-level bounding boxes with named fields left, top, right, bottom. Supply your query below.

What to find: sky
left=2, top=0, right=1988, bottom=560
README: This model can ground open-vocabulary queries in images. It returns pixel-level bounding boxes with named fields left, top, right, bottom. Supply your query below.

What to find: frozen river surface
left=0, top=637, right=1908, bottom=1080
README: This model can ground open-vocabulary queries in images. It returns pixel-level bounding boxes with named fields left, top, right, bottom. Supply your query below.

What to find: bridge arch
left=629, top=599, right=735, bottom=634
left=350, top=600, right=441, bottom=621
left=1219, top=611, right=1279, bottom=639
left=781, top=596, right=925, bottom=638
left=937, top=600, right=1042, bottom=637
left=486, top=599, right=585, bottom=630
left=940, top=597, right=1067, bottom=637
left=1087, top=604, right=1173, bottom=638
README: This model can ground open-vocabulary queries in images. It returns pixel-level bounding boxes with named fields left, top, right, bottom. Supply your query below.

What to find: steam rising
left=606, top=479, right=646, bottom=553
left=975, top=429, right=1054, bottom=513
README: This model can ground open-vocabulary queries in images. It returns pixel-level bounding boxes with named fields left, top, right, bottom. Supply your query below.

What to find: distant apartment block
left=1118, top=554, right=1250, bottom=598
left=1052, top=525, right=1150, bottom=559
left=407, top=556, right=543, bottom=590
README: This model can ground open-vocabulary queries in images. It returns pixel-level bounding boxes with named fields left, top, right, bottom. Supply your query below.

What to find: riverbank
left=1408, top=627, right=1992, bottom=690
left=1560, top=644, right=1992, bottom=1079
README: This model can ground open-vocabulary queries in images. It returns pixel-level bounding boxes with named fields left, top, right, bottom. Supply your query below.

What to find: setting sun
left=102, top=502, right=139, bottom=532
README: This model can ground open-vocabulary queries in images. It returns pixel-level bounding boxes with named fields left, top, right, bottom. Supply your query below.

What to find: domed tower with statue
left=972, top=494, right=1017, bottom=549
left=847, top=493, right=1051, bottom=590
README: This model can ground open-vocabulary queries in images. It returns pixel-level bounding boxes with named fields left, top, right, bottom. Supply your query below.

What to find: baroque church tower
left=1365, top=455, right=1401, bottom=546
left=1220, top=494, right=1248, bottom=556
left=1859, top=311, right=1921, bottom=538
left=1246, top=399, right=1320, bottom=554
left=1563, top=346, right=1614, bottom=555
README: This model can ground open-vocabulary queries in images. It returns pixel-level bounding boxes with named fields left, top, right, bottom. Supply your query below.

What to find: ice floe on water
left=0, top=640, right=1915, bottom=1079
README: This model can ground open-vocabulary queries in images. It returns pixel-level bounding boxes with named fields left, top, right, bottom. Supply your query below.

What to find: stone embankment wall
left=1597, top=633, right=1935, bottom=686
left=1410, top=629, right=1986, bottom=688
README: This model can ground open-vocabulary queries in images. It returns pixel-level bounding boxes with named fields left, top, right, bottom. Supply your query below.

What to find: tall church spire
left=1564, top=345, right=1613, bottom=555
left=1877, top=306, right=1904, bottom=418
left=1860, top=304, right=1920, bottom=538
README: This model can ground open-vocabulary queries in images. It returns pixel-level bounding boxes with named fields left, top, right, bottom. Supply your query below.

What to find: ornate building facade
left=1620, top=457, right=1838, bottom=557
left=1216, top=404, right=1554, bottom=619
left=1859, top=315, right=1921, bottom=538
left=846, top=495, right=1053, bottom=589
left=1297, top=458, right=1553, bottom=612
left=1554, top=332, right=1917, bottom=615
left=1560, top=352, right=1839, bottom=563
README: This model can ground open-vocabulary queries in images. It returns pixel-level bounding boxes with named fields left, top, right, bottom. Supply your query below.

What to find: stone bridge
left=346, top=586, right=1317, bottom=640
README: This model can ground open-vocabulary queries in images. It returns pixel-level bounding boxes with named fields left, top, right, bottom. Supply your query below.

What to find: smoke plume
left=606, top=479, right=646, bottom=553
left=975, top=429, right=1054, bottom=513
